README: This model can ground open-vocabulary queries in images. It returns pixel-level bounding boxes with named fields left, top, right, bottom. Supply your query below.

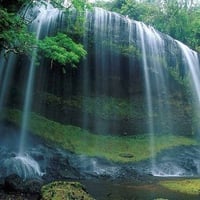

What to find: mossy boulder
left=41, top=181, right=94, bottom=200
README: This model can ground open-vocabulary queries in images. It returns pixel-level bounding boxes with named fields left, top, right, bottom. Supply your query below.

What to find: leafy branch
left=0, top=0, right=88, bottom=69
left=38, top=33, right=87, bottom=68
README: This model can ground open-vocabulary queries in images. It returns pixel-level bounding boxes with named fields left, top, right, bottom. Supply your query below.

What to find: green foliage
left=0, top=6, right=86, bottom=66
left=0, top=0, right=88, bottom=68
left=38, top=33, right=86, bottom=67
left=64, top=10, right=86, bottom=42
left=102, top=0, right=200, bottom=52
left=98, top=0, right=126, bottom=13
left=102, top=39, right=140, bottom=58
left=168, top=67, right=190, bottom=87
left=0, top=0, right=30, bottom=11
left=121, top=0, right=158, bottom=22
left=151, top=1, right=191, bottom=44
left=188, top=8, right=200, bottom=51
left=159, top=179, right=200, bottom=195
left=3, top=109, right=198, bottom=162
left=49, top=0, right=67, bottom=8
left=0, top=8, right=36, bottom=54
left=41, top=181, right=94, bottom=200
left=37, top=92, right=145, bottom=119
left=50, top=0, right=91, bottom=10
left=72, top=0, right=91, bottom=11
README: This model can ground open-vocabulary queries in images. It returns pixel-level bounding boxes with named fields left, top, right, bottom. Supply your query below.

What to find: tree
left=0, top=7, right=36, bottom=55
left=38, top=33, right=87, bottom=68
left=150, top=0, right=200, bottom=51
left=104, top=0, right=200, bottom=52
left=188, top=8, right=200, bottom=51
left=0, top=0, right=89, bottom=68
left=120, top=0, right=158, bottom=22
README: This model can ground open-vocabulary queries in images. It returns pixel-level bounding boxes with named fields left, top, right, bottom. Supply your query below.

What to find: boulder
left=4, top=174, right=23, bottom=192
left=0, top=178, right=4, bottom=189
left=4, top=174, right=43, bottom=195
left=23, top=179, right=43, bottom=194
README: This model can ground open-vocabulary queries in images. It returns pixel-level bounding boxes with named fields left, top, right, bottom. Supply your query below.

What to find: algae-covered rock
left=41, top=181, right=95, bottom=200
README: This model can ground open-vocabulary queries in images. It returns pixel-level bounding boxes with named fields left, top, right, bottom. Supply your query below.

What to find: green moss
left=3, top=109, right=198, bottom=163
left=37, top=93, right=145, bottom=120
left=154, top=199, right=168, bottom=200
left=159, top=179, right=200, bottom=195
left=79, top=96, right=144, bottom=119
left=41, top=181, right=94, bottom=200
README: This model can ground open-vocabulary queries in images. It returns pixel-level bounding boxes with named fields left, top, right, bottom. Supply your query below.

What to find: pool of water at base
left=81, top=178, right=200, bottom=200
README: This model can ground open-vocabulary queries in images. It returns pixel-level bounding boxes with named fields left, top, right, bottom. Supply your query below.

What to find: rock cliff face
left=2, top=5, right=199, bottom=136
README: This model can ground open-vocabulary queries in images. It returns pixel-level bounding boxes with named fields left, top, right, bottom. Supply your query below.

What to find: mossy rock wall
left=5, top=7, right=195, bottom=137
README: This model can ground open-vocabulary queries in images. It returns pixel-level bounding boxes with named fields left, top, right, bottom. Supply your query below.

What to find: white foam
left=3, top=154, right=44, bottom=179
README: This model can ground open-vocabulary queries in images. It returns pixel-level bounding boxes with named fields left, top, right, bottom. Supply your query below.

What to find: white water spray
left=3, top=154, right=44, bottom=179
left=18, top=2, right=61, bottom=178
left=0, top=1, right=62, bottom=179
left=176, top=41, right=200, bottom=102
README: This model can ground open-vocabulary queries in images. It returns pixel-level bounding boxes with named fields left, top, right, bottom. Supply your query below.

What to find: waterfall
left=135, top=22, right=174, bottom=175
left=176, top=41, right=200, bottom=134
left=17, top=1, right=62, bottom=178
left=0, top=53, right=17, bottom=111
left=1, top=3, right=200, bottom=179
left=19, top=1, right=61, bottom=154
left=84, top=8, right=173, bottom=173
left=135, top=22, right=155, bottom=170
left=0, top=1, right=63, bottom=179
left=83, top=8, right=123, bottom=134
left=176, top=41, right=200, bottom=101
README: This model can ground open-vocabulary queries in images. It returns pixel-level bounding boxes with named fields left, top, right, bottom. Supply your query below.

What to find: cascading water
left=83, top=8, right=122, bottom=134
left=83, top=8, right=173, bottom=174
left=1, top=3, right=200, bottom=180
left=135, top=22, right=175, bottom=175
left=19, top=1, right=61, bottom=154
left=176, top=41, right=200, bottom=113
left=135, top=22, right=155, bottom=171
left=82, top=8, right=200, bottom=177
left=0, top=53, right=17, bottom=111
left=0, top=1, right=62, bottom=179
left=150, top=41, right=200, bottom=177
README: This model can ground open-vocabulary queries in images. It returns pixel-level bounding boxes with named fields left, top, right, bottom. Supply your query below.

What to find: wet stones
left=4, top=174, right=23, bottom=192
left=3, top=174, right=43, bottom=194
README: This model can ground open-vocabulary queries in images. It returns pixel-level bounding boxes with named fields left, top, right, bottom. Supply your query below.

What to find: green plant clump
left=38, top=33, right=87, bottom=68
left=41, top=181, right=94, bottom=200
left=159, top=179, right=200, bottom=195
left=3, top=109, right=198, bottom=163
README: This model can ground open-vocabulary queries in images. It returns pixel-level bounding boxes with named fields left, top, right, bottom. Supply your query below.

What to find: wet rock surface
left=1, top=123, right=200, bottom=199
left=4, top=174, right=24, bottom=192
left=1, top=175, right=42, bottom=200
left=136, top=145, right=200, bottom=177
left=1, top=127, right=200, bottom=181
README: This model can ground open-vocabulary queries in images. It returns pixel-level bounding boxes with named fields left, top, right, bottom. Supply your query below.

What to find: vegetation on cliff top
left=99, top=0, right=200, bottom=52
left=0, top=0, right=88, bottom=69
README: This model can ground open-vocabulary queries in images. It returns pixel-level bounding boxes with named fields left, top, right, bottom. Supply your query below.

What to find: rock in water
left=4, top=174, right=23, bottom=192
